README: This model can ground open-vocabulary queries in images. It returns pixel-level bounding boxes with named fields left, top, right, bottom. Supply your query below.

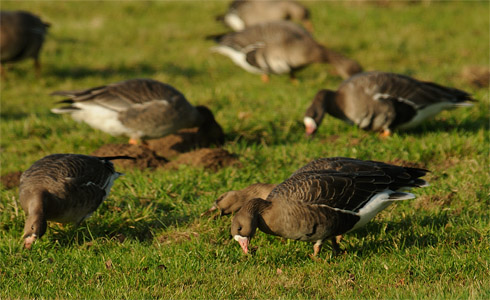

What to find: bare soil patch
left=0, top=171, right=22, bottom=189
left=165, top=148, right=240, bottom=171
left=91, top=144, right=167, bottom=170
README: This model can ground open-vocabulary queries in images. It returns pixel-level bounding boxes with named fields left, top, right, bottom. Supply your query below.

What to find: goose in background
left=231, top=157, right=429, bottom=256
left=209, top=21, right=363, bottom=82
left=19, top=154, right=132, bottom=249
left=0, top=10, right=50, bottom=76
left=51, top=79, right=224, bottom=145
left=304, top=71, right=475, bottom=137
left=203, top=183, right=277, bottom=216
left=217, top=0, right=313, bottom=32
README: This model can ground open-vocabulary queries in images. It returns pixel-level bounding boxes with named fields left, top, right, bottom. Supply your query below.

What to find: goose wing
left=51, top=79, right=187, bottom=112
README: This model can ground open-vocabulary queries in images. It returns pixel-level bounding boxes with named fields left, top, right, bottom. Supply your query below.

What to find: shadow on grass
left=400, top=114, right=488, bottom=136
left=45, top=200, right=196, bottom=246
left=47, top=62, right=201, bottom=80
left=345, top=210, right=478, bottom=257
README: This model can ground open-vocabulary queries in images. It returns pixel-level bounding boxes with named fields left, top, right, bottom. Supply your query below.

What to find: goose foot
left=261, top=74, right=270, bottom=83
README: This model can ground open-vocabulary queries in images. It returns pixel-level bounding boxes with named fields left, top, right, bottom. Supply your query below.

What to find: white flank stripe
left=212, top=46, right=264, bottom=74
left=224, top=13, right=245, bottom=31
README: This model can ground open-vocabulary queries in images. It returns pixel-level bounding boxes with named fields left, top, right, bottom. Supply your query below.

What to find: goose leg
left=128, top=138, right=139, bottom=145
left=312, top=240, right=323, bottom=256
left=34, top=58, right=41, bottom=77
left=331, top=236, right=342, bottom=256
left=289, top=72, right=299, bottom=85
left=380, top=129, right=391, bottom=138
left=261, top=74, right=270, bottom=83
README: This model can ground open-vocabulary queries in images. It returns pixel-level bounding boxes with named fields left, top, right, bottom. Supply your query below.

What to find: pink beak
left=24, top=235, right=37, bottom=249
left=305, top=125, right=316, bottom=136
left=234, top=235, right=249, bottom=254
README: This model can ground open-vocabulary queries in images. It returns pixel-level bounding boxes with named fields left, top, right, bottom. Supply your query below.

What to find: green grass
left=1, top=1, right=489, bottom=299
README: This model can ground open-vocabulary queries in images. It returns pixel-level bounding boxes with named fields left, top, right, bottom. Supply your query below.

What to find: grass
left=1, top=0, right=489, bottom=299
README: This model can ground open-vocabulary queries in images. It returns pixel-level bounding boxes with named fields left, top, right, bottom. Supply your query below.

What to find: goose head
left=195, top=105, right=225, bottom=145
left=23, top=214, right=47, bottom=249
left=231, top=198, right=262, bottom=254
left=304, top=89, right=336, bottom=136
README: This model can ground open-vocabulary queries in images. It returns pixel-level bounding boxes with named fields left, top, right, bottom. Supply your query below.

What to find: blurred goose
left=231, top=157, right=429, bottom=256
left=203, top=183, right=277, bottom=216
left=19, top=154, right=131, bottom=249
left=217, top=0, right=313, bottom=32
left=304, top=71, right=475, bottom=136
left=209, top=21, right=363, bottom=82
left=0, top=10, right=50, bottom=76
left=51, top=79, right=224, bottom=145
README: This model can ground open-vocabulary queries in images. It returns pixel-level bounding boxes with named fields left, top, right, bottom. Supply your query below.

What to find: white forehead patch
left=303, top=116, right=317, bottom=129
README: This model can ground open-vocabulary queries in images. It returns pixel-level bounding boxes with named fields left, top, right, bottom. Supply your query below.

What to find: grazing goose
left=304, top=71, right=475, bottom=136
left=231, top=158, right=429, bottom=256
left=203, top=183, right=277, bottom=216
left=203, top=157, right=382, bottom=216
left=19, top=154, right=131, bottom=249
left=217, top=0, right=313, bottom=32
left=0, top=10, right=50, bottom=76
left=209, top=21, right=363, bottom=82
left=51, top=79, right=224, bottom=145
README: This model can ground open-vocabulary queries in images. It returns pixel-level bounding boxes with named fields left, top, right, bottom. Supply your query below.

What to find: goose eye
left=238, top=226, right=242, bottom=232
left=31, top=225, right=34, bottom=230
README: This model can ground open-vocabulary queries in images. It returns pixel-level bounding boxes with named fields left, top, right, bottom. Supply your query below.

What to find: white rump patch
left=397, top=102, right=456, bottom=129
left=349, top=191, right=415, bottom=231
left=68, top=103, right=132, bottom=136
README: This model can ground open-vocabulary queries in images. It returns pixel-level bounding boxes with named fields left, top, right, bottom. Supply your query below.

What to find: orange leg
left=128, top=138, right=139, bottom=145
left=261, top=74, right=270, bottom=83
left=380, top=129, right=391, bottom=138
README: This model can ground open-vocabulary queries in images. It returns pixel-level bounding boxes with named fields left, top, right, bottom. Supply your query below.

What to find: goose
left=204, top=157, right=386, bottom=216
left=304, top=71, right=475, bottom=137
left=0, top=10, right=50, bottom=76
left=51, top=79, right=224, bottom=145
left=217, top=0, right=313, bottom=32
left=231, top=157, right=429, bottom=256
left=19, top=154, right=132, bottom=249
left=203, top=183, right=277, bottom=216
left=209, top=21, right=363, bottom=82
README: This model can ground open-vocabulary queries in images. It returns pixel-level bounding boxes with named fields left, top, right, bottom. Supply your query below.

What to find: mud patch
left=414, top=192, right=456, bottom=211
left=165, top=148, right=240, bottom=171
left=0, top=171, right=22, bottom=189
left=461, top=66, right=490, bottom=88
left=146, top=127, right=224, bottom=158
left=91, top=144, right=167, bottom=170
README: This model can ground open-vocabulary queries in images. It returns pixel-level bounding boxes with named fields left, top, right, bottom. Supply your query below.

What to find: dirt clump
left=91, top=144, right=167, bottom=170
left=146, top=127, right=225, bottom=158
left=165, top=148, right=240, bottom=171
left=1, top=171, right=23, bottom=189
left=461, top=66, right=490, bottom=88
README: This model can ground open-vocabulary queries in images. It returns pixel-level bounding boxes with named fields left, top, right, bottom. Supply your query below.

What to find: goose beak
left=234, top=235, right=249, bottom=254
left=24, top=234, right=37, bottom=249
left=303, top=117, right=317, bottom=136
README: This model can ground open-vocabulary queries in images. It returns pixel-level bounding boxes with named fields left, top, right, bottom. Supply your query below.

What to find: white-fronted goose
left=217, top=0, right=313, bottom=32
left=231, top=157, right=429, bottom=256
left=0, top=10, right=50, bottom=76
left=304, top=71, right=475, bottom=136
left=210, top=21, right=363, bottom=82
left=203, top=183, right=277, bottom=216
left=51, top=79, right=224, bottom=145
left=19, top=154, right=131, bottom=249
left=204, top=157, right=381, bottom=216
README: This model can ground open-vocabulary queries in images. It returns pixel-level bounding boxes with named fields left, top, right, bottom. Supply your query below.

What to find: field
left=1, top=1, right=489, bottom=299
